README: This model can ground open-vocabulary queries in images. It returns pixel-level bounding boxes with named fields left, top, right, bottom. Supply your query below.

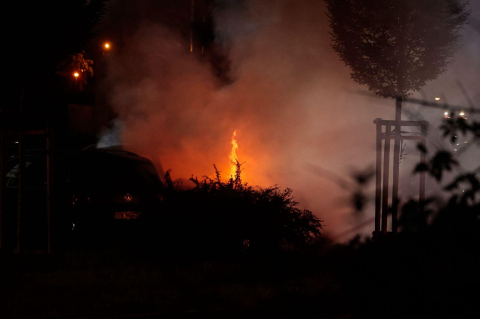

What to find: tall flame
left=229, top=130, right=238, bottom=178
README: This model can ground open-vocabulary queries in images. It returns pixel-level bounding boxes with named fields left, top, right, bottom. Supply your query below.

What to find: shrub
left=144, top=162, right=323, bottom=259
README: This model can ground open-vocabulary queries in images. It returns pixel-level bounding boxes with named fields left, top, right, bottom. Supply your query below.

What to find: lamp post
left=103, top=42, right=111, bottom=56
left=73, top=72, right=79, bottom=86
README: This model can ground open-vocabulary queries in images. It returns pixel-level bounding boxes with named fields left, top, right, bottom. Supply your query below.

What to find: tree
left=325, top=0, right=469, bottom=100
left=0, top=1, right=108, bottom=252
left=0, top=0, right=108, bottom=89
left=56, top=52, right=94, bottom=90
left=325, top=0, right=469, bottom=231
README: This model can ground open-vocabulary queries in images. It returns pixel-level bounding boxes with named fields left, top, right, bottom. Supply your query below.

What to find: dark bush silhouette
left=331, top=112, right=480, bottom=318
left=138, top=162, right=323, bottom=260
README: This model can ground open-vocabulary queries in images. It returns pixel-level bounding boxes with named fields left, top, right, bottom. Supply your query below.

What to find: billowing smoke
left=101, top=0, right=479, bottom=239
left=97, top=119, right=124, bottom=148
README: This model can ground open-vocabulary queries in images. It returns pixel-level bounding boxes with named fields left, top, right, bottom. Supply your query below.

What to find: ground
left=0, top=247, right=343, bottom=319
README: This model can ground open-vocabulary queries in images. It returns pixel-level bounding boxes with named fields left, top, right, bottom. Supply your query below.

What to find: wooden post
left=420, top=125, right=427, bottom=217
left=374, top=119, right=382, bottom=235
left=46, top=125, right=53, bottom=253
left=373, top=119, right=429, bottom=238
left=17, top=87, right=25, bottom=254
left=17, top=133, right=25, bottom=253
left=0, top=127, right=5, bottom=249
left=382, top=124, right=391, bottom=235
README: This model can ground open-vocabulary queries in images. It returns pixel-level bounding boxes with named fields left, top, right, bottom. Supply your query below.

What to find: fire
left=229, top=130, right=239, bottom=178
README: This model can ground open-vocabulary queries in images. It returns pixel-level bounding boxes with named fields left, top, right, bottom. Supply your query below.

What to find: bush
left=141, top=162, right=323, bottom=260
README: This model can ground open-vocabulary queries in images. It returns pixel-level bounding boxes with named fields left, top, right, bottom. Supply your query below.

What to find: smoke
left=97, top=119, right=124, bottom=148
left=101, top=0, right=478, bottom=239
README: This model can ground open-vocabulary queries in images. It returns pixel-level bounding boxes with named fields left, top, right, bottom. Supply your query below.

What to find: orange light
left=104, top=42, right=110, bottom=49
left=73, top=72, right=79, bottom=78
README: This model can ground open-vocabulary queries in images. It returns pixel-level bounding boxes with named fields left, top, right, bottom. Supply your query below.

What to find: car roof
left=79, top=147, right=153, bottom=164
left=12, top=147, right=153, bottom=165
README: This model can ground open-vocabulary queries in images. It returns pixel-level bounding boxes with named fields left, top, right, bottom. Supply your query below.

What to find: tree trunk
left=392, top=96, right=402, bottom=233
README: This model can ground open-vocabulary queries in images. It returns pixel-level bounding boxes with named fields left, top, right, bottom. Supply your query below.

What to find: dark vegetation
left=335, top=113, right=480, bottom=318
left=1, top=0, right=107, bottom=84
left=143, top=164, right=323, bottom=260
left=325, top=0, right=469, bottom=98
left=325, top=0, right=471, bottom=235
left=323, top=3, right=478, bottom=315
left=0, top=163, right=331, bottom=318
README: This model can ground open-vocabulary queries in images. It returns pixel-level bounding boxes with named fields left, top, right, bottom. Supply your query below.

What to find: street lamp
left=103, top=42, right=111, bottom=56
left=73, top=72, right=79, bottom=85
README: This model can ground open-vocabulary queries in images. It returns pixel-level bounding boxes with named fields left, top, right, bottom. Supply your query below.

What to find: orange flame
left=229, top=130, right=238, bottom=178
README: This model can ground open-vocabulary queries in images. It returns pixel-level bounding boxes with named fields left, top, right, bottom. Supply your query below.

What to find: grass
left=0, top=244, right=343, bottom=319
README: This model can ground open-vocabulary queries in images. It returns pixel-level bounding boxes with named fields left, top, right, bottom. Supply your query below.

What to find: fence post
left=374, top=119, right=382, bottom=235
left=419, top=124, right=427, bottom=218
left=382, top=124, right=391, bottom=235
left=46, top=124, right=53, bottom=253
left=0, top=126, right=5, bottom=249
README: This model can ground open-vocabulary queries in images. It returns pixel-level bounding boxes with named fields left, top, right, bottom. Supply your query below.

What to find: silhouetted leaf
left=414, top=163, right=429, bottom=172
left=430, top=151, right=458, bottom=181
left=417, top=143, right=428, bottom=154
left=351, top=168, right=375, bottom=186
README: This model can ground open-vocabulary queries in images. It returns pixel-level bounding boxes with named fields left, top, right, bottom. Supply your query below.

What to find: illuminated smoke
left=102, top=0, right=479, bottom=239
left=97, top=119, right=124, bottom=148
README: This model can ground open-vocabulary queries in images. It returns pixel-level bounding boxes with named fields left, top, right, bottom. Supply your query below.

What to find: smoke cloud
left=97, top=119, right=124, bottom=148
left=102, top=0, right=479, bottom=239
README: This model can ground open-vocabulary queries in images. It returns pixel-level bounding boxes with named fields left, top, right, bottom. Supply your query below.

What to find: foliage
left=325, top=0, right=470, bottom=98
left=56, top=52, right=94, bottom=90
left=331, top=113, right=480, bottom=318
left=414, top=150, right=458, bottom=181
left=0, top=0, right=108, bottom=81
left=349, top=112, right=480, bottom=236
left=418, top=115, right=480, bottom=218
left=144, top=162, right=323, bottom=259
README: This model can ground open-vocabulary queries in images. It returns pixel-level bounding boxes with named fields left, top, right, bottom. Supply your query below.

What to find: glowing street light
left=103, top=42, right=112, bottom=57
left=73, top=72, right=79, bottom=85
left=435, top=97, right=441, bottom=101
